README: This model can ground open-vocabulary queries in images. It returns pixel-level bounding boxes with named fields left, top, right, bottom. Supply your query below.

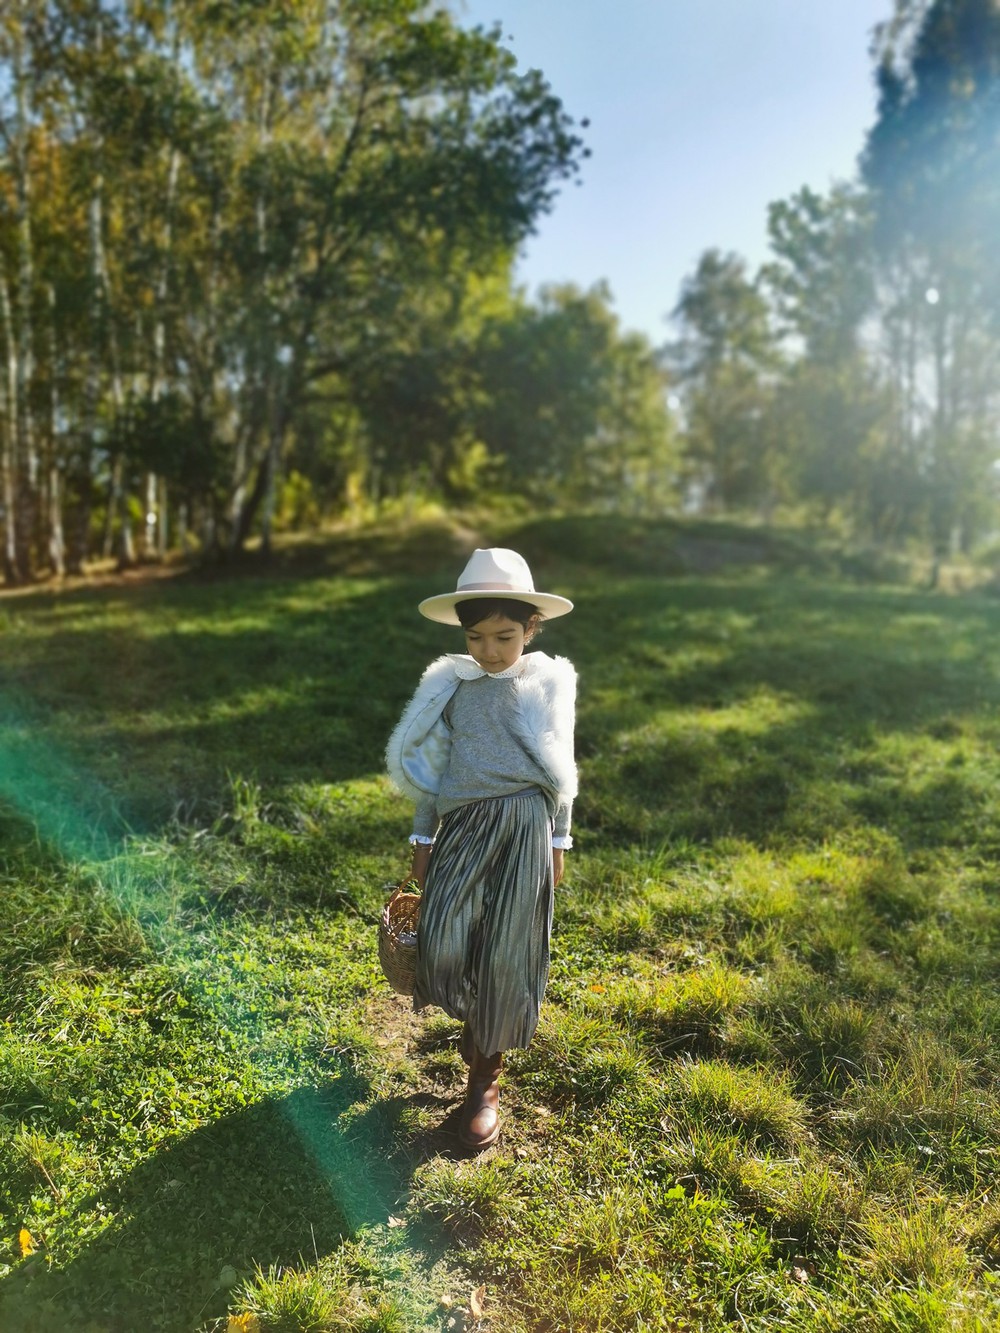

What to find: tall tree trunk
left=102, top=454, right=124, bottom=559
left=96, top=197, right=133, bottom=570
left=0, top=266, right=21, bottom=583
left=229, top=431, right=249, bottom=553
left=258, top=422, right=283, bottom=555
left=48, top=462, right=65, bottom=577
left=46, top=284, right=64, bottom=577
left=232, top=56, right=274, bottom=553
left=70, top=155, right=110, bottom=574
left=157, top=475, right=168, bottom=557
left=144, top=471, right=157, bottom=556
left=145, top=144, right=182, bottom=560
left=259, top=370, right=287, bottom=555
left=233, top=440, right=272, bottom=548
left=11, top=0, right=39, bottom=578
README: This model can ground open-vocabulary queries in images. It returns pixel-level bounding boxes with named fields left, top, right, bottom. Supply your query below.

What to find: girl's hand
left=409, top=842, right=432, bottom=890
left=552, top=847, right=565, bottom=888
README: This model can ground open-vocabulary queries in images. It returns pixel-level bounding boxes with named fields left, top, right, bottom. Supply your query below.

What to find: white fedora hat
left=418, top=547, right=573, bottom=625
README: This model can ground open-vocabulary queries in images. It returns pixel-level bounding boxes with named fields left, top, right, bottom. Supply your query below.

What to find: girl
left=385, top=547, right=577, bottom=1149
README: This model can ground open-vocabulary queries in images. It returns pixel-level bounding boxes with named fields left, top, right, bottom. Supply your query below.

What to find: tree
left=761, top=185, right=892, bottom=530
left=763, top=184, right=874, bottom=363
left=0, top=0, right=43, bottom=581
left=666, top=250, right=778, bottom=511
left=187, top=0, right=583, bottom=551
left=0, top=0, right=587, bottom=578
left=863, top=0, right=1000, bottom=558
left=475, top=283, right=678, bottom=510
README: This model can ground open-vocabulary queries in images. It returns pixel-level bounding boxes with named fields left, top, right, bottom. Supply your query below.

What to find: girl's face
left=463, top=611, right=536, bottom=674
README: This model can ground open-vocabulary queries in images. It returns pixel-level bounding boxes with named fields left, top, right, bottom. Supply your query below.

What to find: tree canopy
left=4, top=0, right=1000, bottom=582
left=664, top=0, right=1000, bottom=554
left=2, top=0, right=613, bottom=579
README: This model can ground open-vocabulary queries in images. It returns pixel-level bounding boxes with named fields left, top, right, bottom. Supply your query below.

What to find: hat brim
left=418, top=589, right=574, bottom=625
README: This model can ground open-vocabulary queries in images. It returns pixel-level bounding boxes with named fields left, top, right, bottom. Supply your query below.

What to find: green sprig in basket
left=377, top=879, right=421, bottom=996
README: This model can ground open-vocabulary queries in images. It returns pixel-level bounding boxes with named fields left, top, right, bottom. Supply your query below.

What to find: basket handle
left=392, top=877, right=422, bottom=898
left=383, top=878, right=421, bottom=909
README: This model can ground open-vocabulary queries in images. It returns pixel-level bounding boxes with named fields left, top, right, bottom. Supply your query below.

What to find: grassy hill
left=1, top=515, right=999, bottom=1332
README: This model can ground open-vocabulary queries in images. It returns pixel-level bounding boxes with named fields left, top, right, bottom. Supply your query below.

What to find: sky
left=457, top=0, right=892, bottom=346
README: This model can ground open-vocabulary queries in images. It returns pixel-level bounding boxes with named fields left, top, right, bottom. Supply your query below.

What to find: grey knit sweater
left=412, top=674, right=572, bottom=840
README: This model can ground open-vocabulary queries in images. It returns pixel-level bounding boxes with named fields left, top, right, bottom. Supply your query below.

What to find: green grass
left=2, top=513, right=1000, bottom=1331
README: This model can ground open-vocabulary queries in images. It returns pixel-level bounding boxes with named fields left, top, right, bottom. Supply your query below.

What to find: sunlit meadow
left=2, top=516, right=1000, bottom=1332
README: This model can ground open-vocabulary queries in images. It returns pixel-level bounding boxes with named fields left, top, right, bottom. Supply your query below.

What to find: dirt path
left=362, top=985, right=552, bottom=1167
left=0, top=558, right=189, bottom=600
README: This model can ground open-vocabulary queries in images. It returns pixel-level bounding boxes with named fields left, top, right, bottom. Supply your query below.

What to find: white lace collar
left=453, top=655, right=527, bottom=681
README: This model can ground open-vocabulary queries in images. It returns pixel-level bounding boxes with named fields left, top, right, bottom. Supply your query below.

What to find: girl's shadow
left=0, top=1071, right=451, bottom=1332
left=374, top=1089, right=484, bottom=1166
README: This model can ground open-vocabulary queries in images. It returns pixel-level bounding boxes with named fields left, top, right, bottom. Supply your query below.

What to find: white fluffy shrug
left=385, top=651, right=577, bottom=807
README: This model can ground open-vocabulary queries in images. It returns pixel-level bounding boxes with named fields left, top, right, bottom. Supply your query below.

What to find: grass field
left=2, top=514, right=1000, bottom=1332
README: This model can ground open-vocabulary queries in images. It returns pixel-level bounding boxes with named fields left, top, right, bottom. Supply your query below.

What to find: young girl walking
left=386, top=547, right=577, bottom=1149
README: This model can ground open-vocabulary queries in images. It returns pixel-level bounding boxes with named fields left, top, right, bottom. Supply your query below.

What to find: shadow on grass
left=0, top=566, right=470, bottom=858
left=0, top=1069, right=430, bottom=1333
left=569, top=577, right=1000, bottom=850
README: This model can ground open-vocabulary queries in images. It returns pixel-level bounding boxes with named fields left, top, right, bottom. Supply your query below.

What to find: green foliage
left=658, top=3, right=1000, bottom=555
left=764, top=184, right=874, bottom=363
left=859, top=0, right=1000, bottom=552
left=667, top=249, right=780, bottom=511
left=0, top=0, right=587, bottom=575
left=475, top=283, right=678, bottom=507
left=235, top=1263, right=349, bottom=1331
left=336, top=276, right=677, bottom=511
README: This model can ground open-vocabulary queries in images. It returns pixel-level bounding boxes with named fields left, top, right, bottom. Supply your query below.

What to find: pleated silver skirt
left=413, top=788, right=554, bottom=1054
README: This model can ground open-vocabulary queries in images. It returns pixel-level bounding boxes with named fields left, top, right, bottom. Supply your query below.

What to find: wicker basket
left=378, top=881, right=421, bottom=995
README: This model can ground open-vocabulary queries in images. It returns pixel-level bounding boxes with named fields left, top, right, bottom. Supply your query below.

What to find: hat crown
left=416, top=545, right=572, bottom=623
left=456, top=548, right=535, bottom=595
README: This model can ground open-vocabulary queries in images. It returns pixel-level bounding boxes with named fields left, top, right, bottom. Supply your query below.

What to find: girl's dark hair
left=456, top=597, right=543, bottom=634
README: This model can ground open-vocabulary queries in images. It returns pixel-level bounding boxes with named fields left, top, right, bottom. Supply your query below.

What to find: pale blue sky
left=458, top=0, right=891, bottom=345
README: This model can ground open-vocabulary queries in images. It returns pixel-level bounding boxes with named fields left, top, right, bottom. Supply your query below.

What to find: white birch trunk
left=145, top=471, right=157, bottom=555
left=46, top=285, right=64, bottom=576
left=230, top=434, right=248, bottom=551
left=231, top=58, right=274, bottom=553
left=157, top=475, right=168, bottom=556
left=146, top=144, right=182, bottom=559
left=0, top=270, right=17, bottom=581
left=259, top=404, right=284, bottom=553
left=95, top=186, right=132, bottom=567
left=13, top=2, right=38, bottom=574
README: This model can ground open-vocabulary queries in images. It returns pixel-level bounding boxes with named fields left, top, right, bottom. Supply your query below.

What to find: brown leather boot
left=458, top=1048, right=502, bottom=1149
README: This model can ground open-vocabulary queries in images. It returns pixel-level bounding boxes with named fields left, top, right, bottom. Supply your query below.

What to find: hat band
left=457, top=580, right=535, bottom=593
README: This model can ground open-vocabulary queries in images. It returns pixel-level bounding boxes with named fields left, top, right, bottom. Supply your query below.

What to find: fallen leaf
left=440, top=1293, right=454, bottom=1309
left=470, top=1284, right=486, bottom=1318
left=791, top=1265, right=809, bottom=1284
left=18, top=1229, right=35, bottom=1258
left=387, top=1215, right=406, bottom=1228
